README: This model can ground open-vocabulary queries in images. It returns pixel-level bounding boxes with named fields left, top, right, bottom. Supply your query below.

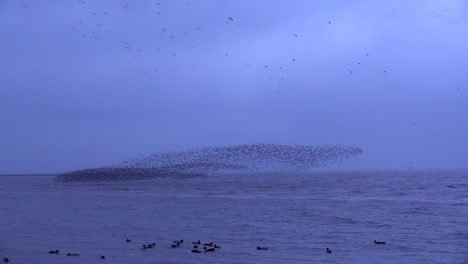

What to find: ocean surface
left=1, top=170, right=467, bottom=264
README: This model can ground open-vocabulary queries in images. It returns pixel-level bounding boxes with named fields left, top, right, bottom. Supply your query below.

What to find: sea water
left=1, top=170, right=467, bottom=264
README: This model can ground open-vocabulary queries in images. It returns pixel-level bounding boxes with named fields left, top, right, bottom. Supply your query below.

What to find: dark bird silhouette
left=3, top=258, right=9, bottom=263
left=126, top=238, right=131, bottom=242
left=228, top=17, right=234, bottom=21
left=326, top=248, right=332, bottom=254
left=67, top=253, right=80, bottom=256
left=48, top=250, right=59, bottom=254
left=257, top=246, right=268, bottom=250
left=294, top=34, right=298, bottom=37
left=100, top=255, right=106, bottom=259
left=374, top=240, right=386, bottom=245
left=292, top=58, right=295, bottom=61
left=328, top=21, right=331, bottom=24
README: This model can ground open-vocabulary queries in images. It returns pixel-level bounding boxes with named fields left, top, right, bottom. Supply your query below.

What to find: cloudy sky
left=1, top=0, right=467, bottom=174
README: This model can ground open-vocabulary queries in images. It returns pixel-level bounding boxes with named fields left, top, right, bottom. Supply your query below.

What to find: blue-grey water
left=1, top=170, right=467, bottom=264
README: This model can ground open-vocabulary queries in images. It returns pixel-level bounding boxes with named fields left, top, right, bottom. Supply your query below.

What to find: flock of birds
left=56, top=143, right=363, bottom=182
left=2, top=238, right=388, bottom=262
left=15, top=0, right=398, bottom=95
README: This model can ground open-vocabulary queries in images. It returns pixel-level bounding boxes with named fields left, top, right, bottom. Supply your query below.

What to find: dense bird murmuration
left=56, top=144, right=362, bottom=182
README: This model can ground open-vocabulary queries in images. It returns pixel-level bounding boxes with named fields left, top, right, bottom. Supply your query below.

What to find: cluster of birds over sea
left=56, top=143, right=362, bottom=182
left=2, top=238, right=388, bottom=262
left=14, top=0, right=440, bottom=96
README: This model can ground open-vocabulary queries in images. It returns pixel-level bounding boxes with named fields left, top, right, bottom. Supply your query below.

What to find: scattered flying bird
left=328, top=21, right=331, bottom=24
left=228, top=17, right=234, bottom=21
left=294, top=34, right=298, bottom=37
left=382, top=70, right=387, bottom=73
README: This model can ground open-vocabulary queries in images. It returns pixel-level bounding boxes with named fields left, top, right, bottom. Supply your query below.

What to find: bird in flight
left=328, top=21, right=331, bottom=24
left=294, top=34, right=298, bottom=37
left=228, top=17, right=234, bottom=21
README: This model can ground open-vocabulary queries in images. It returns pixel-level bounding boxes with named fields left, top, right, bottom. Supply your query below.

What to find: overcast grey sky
left=1, top=0, right=467, bottom=173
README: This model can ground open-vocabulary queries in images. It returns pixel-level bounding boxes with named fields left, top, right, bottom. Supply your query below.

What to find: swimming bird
left=205, top=247, right=215, bottom=252
left=100, top=255, right=106, bottom=259
left=3, top=258, right=9, bottom=263
left=192, top=240, right=201, bottom=244
left=173, top=240, right=183, bottom=244
left=204, top=242, right=213, bottom=246
left=326, top=248, right=332, bottom=254
left=126, top=238, right=131, bottom=242
left=146, top=243, right=156, bottom=248
left=257, top=247, right=268, bottom=250
left=214, top=244, right=221, bottom=248
left=171, top=244, right=180, bottom=248
left=193, top=244, right=199, bottom=248
left=192, top=249, right=202, bottom=253
left=67, top=253, right=80, bottom=256
left=374, top=240, right=386, bottom=245
left=48, top=250, right=59, bottom=254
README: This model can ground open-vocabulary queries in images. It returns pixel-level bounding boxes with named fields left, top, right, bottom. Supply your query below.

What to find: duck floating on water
left=326, top=248, right=332, bottom=254
left=67, top=253, right=79, bottom=256
left=257, top=247, right=268, bottom=250
left=374, top=240, right=386, bottom=245
left=48, top=250, right=59, bottom=254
